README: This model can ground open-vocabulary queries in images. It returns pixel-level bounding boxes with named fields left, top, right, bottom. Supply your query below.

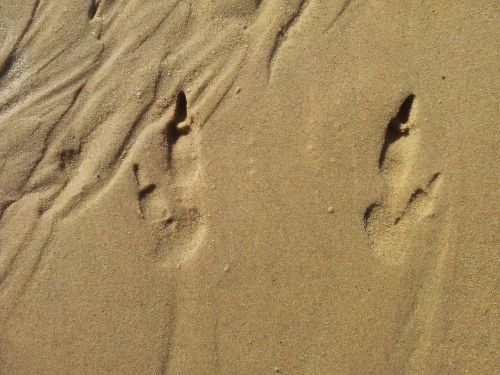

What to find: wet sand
left=0, top=1, right=498, bottom=374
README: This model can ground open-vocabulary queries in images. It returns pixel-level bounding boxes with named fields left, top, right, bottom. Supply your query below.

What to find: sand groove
left=0, top=0, right=41, bottom=77
left=0, top=2, right=493, bottom=374
left=268, top=0, right=311, bottom=75
left=324, top=0, right=352, bottom=31
left=0, top=1, right=245, bottom=326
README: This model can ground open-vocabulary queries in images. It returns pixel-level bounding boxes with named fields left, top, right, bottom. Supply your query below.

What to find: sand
left=0, top=1, right=498, bottom=374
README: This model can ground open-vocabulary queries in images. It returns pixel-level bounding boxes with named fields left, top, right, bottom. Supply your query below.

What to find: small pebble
left=235, top=86, right=241, bottom=94
left=177, top=116, right=192, bottom=132
left=224, top=265, right=229, bottom=272
left=327, top=206, right=334, bottom=213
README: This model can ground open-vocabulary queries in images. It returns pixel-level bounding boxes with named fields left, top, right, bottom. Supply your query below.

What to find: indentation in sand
left=127, top=90, right=206, bottom=267
left=363, top=94, right=443, bottom=264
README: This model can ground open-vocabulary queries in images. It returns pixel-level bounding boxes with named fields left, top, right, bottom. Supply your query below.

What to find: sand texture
left=0, top=1, right=498, bottom=374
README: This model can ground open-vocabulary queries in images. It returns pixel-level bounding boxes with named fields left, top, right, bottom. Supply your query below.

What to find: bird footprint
left=128, top=91, right=205, bottom=266
left=363, top=94, right=443, bottom=264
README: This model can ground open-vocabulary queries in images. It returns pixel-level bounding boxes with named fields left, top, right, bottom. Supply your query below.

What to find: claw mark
left=379, top=94, right=416, bottom=169
left=132, top=163, right=140, bottom=184
left=132, top=163, right=157, bottom=218
left=427, top=172, right=441, bottom=186
left=88, top=0, right=100, bottom=20
left=138, top=184, right=156, bottom=200
left=164, top=90, right=189, bottom=166
left=406, top=188, right=426, bottom=208
left=393, top=173, right=442, bottom=225
left=363, top=202, right=379, bottom=230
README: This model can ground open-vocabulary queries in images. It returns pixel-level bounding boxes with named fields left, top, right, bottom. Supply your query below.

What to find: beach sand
left=0, top=1, right=498, bottom=374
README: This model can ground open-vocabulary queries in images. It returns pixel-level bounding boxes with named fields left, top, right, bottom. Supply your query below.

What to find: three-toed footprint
left=129, top=91, right=205, bottom=267
left=363, top=94, right=443, bottom=264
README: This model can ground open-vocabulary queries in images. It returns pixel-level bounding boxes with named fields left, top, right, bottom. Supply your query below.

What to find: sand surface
left=0, top=1, right=498, bottom=374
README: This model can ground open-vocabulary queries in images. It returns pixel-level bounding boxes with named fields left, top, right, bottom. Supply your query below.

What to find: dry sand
left=0, top=1, right=498, bottom=374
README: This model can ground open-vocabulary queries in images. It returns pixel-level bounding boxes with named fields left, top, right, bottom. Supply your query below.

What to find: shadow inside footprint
left=379, top=94, right=416, bottom=169
left=164, top=91, right=190, bottom=165
left=364, top=93, right=442, bottom=263
left=127, top=89, right=205, bottom=267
